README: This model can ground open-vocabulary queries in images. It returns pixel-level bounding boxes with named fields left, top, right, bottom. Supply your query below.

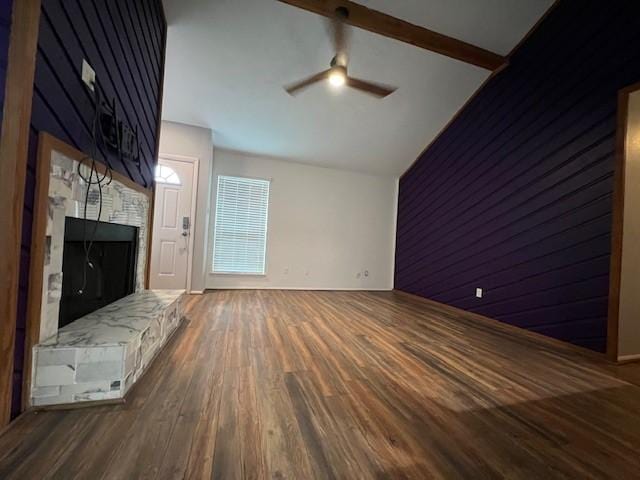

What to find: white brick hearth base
left=31, top=290, right=184, bottom=407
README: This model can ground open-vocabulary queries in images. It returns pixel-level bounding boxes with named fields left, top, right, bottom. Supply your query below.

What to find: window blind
left=212, top=175, right=270, bottom=274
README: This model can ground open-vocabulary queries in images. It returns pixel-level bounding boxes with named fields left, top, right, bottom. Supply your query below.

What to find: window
left=154, top=165, right=181, bottom=185
left=212, top=175, right=270, bottom=275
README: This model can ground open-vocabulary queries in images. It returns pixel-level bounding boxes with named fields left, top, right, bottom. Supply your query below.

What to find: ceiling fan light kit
left=328, top=65, right=347, bottom=87
left=284, top=5, right=397, bottom=99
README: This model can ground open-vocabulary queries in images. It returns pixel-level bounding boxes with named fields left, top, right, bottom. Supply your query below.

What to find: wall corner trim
left=0, top=0, right=42, bottom=427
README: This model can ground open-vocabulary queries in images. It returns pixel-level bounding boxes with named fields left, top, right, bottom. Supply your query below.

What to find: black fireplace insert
left=59, top=217, right=138, bottom=329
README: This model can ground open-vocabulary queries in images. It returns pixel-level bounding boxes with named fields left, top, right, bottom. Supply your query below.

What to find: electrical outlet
left=82, top=59, right=96, bottom=91
left=476, top=288, right=483, bottom=298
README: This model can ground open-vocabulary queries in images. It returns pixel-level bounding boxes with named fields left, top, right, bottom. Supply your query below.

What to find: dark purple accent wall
left=12, top=0, right=166, bottom=417
left=395, top=0, right=640, bottom=353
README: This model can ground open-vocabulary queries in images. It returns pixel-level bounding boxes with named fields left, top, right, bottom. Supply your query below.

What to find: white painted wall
left=206, top=149, right=398, bottom=290
left=158, top=121, right=213, bottom=293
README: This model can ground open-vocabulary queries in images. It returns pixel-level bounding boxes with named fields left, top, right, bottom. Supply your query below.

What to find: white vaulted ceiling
left=161, top=0, right=553, bottom=175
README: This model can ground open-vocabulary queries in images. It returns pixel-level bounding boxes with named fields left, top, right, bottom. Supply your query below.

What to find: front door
left=150, top=157, right=196, bottom=290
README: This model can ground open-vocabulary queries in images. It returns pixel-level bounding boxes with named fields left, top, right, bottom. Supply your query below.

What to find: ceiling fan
left=284, top=6, right=397, bottom=98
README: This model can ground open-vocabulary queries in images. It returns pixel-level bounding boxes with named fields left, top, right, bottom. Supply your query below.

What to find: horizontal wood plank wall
left=394, top=0, right=640, bottom=353
left=12, top=0, right=166, bottom=418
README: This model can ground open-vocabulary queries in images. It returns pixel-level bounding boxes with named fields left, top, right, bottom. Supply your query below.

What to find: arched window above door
left=154, top=164, right=181, bottom=185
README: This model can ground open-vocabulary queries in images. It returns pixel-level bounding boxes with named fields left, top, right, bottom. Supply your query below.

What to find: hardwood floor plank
left=283, top=372, right=339, bottom=480
left=254, top=384, right=314, bottom=479
left=211, top=363, right=243, bottom=480
left=0, top=290, right=639, bottom=479
left=157, top=328, right=227, bottom=479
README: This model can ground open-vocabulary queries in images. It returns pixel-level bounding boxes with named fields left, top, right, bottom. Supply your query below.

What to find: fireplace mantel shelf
left=31, top=289, right=185, bottom=407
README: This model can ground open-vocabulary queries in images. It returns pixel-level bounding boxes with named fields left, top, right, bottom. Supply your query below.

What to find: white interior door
left=150, top=157, right=197, bottom=290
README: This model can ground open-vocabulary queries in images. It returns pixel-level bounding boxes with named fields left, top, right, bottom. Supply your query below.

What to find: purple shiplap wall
left=12, top=0, right=166, bottom=418
left=395, top=0, right=640, bottom=353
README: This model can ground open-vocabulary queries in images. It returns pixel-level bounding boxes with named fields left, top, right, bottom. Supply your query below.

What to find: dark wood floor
left=1, top=290, right=640, bottom=479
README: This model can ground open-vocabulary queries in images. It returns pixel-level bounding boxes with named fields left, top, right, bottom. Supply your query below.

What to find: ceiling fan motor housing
left=335, top=6, right=349, bottom=20
left=330, top=55, right=347, bottom=69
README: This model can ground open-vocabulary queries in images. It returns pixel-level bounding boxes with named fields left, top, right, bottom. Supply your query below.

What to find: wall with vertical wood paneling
left=395, top=0, right=640, bottom=352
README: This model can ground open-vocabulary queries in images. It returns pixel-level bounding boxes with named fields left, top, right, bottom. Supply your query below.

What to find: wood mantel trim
left=21, top=133, right=53, bottom=411
left=21, top=133, right=153, bottom=410
left=0, top=0, right=42, bottom=428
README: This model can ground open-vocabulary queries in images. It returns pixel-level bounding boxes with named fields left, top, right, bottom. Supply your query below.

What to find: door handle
left=181, top=216, right=190, bottom=238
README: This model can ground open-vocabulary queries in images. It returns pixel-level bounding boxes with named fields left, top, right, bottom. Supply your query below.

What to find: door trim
left=155, top=154, right=199, bottom=293
left=607, top=81, right=640, bottom=362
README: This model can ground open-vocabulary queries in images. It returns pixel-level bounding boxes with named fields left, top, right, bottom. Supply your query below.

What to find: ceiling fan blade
left=284, top=69, right=331, bottom=95
left=346, top=77, right=397, bottom=98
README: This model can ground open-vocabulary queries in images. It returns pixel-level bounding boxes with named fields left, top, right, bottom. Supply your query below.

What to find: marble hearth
left=31, top=290, right=184, bottom=406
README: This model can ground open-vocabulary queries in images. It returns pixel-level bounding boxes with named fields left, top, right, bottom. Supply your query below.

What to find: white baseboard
left=203, top=286, right=393, bottom=292
left=188, top=290, right=205, bottom=295
left=617, top=353, right=640, bottom=363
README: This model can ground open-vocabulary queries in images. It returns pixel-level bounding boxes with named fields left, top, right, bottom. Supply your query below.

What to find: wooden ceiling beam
left=277, top=0, right=506, bottom=71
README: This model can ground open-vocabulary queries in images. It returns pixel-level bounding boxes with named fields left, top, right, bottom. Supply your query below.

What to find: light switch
left=82, top=59, right=96, bottom=91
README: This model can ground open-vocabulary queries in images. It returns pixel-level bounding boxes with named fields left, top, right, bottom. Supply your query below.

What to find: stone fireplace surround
left=27, top=134, right=184, bottom=407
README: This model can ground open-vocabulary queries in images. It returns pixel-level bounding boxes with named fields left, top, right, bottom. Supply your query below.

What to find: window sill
left=210, top=271, right=267, bottom=276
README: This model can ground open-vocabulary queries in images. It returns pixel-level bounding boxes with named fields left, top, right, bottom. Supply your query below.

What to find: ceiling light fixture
left=328, top=65, right=347, bottom=87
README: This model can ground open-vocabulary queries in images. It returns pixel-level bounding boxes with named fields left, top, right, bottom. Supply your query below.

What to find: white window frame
left=211, top=174, right=271, bottom=276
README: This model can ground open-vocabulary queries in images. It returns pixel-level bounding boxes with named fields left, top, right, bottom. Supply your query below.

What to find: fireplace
left=28, top=138, right=158, bottom=407
left=59, top=217, right=138, bottom=329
